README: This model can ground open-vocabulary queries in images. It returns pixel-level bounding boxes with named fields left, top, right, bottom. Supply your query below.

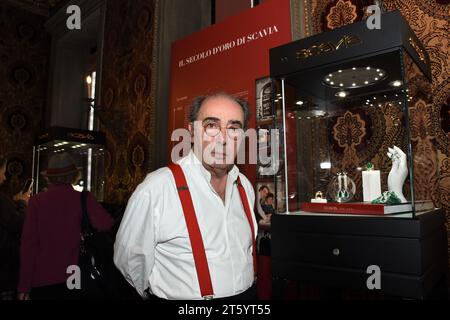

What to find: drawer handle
left=332, top=248, right=340, bottom=256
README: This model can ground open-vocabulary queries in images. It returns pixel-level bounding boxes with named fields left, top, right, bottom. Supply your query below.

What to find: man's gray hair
left=189, top=92, right=250, bottom=129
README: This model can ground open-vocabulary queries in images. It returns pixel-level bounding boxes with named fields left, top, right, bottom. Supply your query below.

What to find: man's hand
left=17, top=293, right=30, bottom=300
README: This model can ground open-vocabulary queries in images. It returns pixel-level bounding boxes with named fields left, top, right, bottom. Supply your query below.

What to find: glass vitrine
left=269, top=11, right=435, bottom=218
left=32, top=127, right=106, bottom=201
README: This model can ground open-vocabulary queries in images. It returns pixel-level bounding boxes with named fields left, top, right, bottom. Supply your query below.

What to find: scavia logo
left=296, top=35, right=362, bottom=60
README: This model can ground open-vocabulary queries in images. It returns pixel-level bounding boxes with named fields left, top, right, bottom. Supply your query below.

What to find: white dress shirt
left=114, top=151, right=257, bottom=299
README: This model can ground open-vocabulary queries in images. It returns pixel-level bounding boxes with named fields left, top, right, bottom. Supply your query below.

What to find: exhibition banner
left=168, top=0, right=292, bottom=182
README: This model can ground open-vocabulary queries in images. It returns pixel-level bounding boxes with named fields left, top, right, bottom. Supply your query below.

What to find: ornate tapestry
left=99, top=0, right=157, bottom=205
left=3, top=0, right=63, bottom=16
left=0, top=2, right=50, bottom=197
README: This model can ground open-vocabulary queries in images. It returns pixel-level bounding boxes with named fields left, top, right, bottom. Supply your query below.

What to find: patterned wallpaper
left=4, top=0, right=63, bottom=16
left=99, top=0, right=157, bottom=205
left=302, top=0, right=450, bottom=263
left=0, top=2, right=50, bottom=196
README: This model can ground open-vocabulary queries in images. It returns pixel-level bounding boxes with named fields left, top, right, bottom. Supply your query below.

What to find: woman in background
left=17, top=152, right=114, bottom=300
left=0, top=155, right=30, bottom=300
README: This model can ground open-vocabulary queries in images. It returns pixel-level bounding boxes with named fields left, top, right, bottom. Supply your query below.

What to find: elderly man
left=114, top=92, right=257, bottom=300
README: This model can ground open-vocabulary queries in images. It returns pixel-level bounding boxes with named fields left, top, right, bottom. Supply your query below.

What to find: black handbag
left=79, top=191, right=118, bottom=299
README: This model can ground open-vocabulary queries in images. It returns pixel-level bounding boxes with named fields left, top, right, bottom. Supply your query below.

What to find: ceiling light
left=323, top=67, right=387, bottom=89
left=312, top=110, right=327, bottom=117
left=336, top=91, right=348, bottom=98
left=296, top=100, right=304, bottom=106
left=390, top=80, right=402, bottom=87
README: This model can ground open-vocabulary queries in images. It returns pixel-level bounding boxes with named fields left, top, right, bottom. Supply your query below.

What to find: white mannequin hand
left=387, top=146, right=408, bottom=203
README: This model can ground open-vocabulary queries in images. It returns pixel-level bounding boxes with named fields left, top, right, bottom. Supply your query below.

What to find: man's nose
left=215, top=127, right=227, bottom=144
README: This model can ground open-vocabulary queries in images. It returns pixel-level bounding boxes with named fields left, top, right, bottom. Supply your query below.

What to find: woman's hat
left=44, top=153, right=79, bottom=177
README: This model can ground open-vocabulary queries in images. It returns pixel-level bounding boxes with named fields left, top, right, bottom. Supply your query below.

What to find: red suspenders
left=236, top=178, right=257, bottom=278
left=168, top=163, right=256, bottom=299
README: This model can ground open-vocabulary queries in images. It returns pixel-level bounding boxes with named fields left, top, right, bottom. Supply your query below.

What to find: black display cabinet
left=32, top=127, right=106, bottom=201
left=271, top=210, right=448, bottom=299
left=268, top=11, right=448, bottom=299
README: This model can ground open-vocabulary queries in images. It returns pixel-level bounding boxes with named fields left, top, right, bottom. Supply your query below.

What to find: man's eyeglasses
left=202, top=121, right=243, bottom=139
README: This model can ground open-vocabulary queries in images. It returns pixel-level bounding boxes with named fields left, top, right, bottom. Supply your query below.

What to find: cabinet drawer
left=272, top=232, right=422, bottom=275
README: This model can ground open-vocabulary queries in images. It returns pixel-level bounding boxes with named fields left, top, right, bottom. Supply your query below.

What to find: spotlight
left=336, top=91, right=348, bottom=98
left=320, top=162, right=331, bottom=169
left=390, top=80, right=402, bottom=87
left=323, top=67, right=386, bottom=88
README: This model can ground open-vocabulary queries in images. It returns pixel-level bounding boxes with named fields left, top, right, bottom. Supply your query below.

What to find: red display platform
left=300, top=202, right=415, bottom=215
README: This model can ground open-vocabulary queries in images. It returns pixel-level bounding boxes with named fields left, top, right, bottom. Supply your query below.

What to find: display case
left=32, top=127, right=106, bottom=201
left=269, top=11, right=436, bottom=218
